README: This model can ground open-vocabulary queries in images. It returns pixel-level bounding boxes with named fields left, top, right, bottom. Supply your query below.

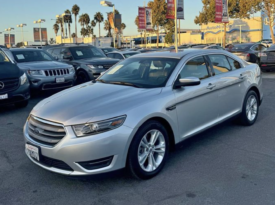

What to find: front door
left=174, top=55, right=219, bottom=139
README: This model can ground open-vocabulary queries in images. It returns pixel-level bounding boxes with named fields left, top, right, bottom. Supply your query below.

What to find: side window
left=259, top=44, right=267, bottom=51
left=209, top=55, right=231, bottom=75
left=107, top=53, right=114, bottom=58
left=227, top=57, right=241, bottom=70
left=47, top=49, right=54, bottom=55
left=60, top=48, right=71, bottom=59
left=115, top=54, right=124, bottom=60
left=180, top=56, right=210, bottom=80
left=252, top=45, right=260, bottom=51
left=52, top=48, right=61, bottom=59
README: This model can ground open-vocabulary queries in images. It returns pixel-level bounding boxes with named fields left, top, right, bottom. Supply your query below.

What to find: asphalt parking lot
left=0, top=75, right=275, bottom=205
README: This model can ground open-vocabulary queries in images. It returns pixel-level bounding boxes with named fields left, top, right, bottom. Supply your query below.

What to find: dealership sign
left=177, top=0, right=184, bottom=19
left=215, top=0, right=229, bottom=23
left=138, top=7, right=146, bottom=30
left=145, top=7, right=153, bottom=30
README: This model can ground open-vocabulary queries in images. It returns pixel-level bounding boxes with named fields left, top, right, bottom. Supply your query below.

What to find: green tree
left=56, top=18, right=64, bottom=38
left=83, top=13, right=90, bottom=28
left=87, top=26, right=93, bottom=37
left=71, top=32, right=76, bottom=42
left=91, top=20, right=96, bottom=27
left=194, top=0, right=262, bottom=47
left=262, top=0, right=275, bottom=43
left=53, top=24, right=59, bottom=36
left=80, top=27, right=88, bottom=40
left=64, top=9, right=72, bottom=39
left=94, top=12, right=104, bottom=37
left=147, top=0, right=167, bottom=48
left=71, top=4, right=80, bottom=38
left=78, top=14, right=85, bottom=28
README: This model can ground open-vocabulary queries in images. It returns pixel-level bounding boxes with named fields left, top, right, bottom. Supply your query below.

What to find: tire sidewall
left=77, top=70, right=89, bottom=84
left=127, top=120, right=169, bottom=179
left=242, top=90, right=259, bottom=126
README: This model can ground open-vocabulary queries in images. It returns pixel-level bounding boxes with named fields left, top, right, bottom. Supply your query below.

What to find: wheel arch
left=248, top=86, right=261, bottom=105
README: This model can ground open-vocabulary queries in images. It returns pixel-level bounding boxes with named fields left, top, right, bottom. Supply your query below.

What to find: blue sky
left=0, top=0, right=202, bottom=44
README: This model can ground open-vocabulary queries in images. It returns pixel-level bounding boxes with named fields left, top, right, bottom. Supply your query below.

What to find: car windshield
left=123, top=53, right=139, bottom=58
left=0, top=50, right=11, bottom=63
left=69, top=47, right=105, bottom=60
left=232, top=44, right=252, bottom=51
left=11, top=50, right=54, bottom=63
left=98, top=57, right=179, bottom=88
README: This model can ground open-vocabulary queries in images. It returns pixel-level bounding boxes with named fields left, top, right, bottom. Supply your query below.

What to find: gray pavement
left=0, top=76, right=275, bottom=205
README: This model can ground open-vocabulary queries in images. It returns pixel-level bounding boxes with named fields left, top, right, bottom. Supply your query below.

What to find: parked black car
left=0, top=48, right=30, bottom=108
left=229, top=43, right=267, bottom=64
left=44, top=45, right=120, bottom=83
left=260, top=44, right=275, bottom=72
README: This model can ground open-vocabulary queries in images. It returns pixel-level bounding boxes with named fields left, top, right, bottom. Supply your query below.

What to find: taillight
left=245, top=53, right=250, bottom=61
left=261, top=64, right=267, bottom=67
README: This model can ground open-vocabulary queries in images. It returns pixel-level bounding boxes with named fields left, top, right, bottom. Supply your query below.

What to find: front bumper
left=28, top=74, right=76, bottom=90
left=0, top=82, right=30, bottom=106
left=23, top=120, right=134, bottom=176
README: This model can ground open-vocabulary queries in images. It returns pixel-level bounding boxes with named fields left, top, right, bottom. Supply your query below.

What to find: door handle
left=207, top=83, right=216, bottom=90
left=239, top=74, right=245, bottom=80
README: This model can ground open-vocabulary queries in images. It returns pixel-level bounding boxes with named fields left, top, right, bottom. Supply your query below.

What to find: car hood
left=74, top=57, right=119, bottom=65
left=31, top=82, right=162, bottom=126
left=17, top=61, right=70, bottom=70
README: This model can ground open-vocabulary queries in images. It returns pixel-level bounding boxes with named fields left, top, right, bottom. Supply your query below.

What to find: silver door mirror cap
left=174, top=77, right=201, bottom=89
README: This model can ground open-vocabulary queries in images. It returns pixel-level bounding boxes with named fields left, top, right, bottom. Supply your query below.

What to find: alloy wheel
left=246, top=95, right=258, bottom=121
left=138, top=129, right=166, bottom=172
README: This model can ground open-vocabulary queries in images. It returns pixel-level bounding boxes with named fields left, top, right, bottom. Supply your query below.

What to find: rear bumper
left=260, top=63, right=275, bottom=71
left=0, top=82, right=30, bottom=106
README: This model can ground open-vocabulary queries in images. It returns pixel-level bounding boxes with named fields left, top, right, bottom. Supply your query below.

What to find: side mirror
left=174, top=77, right=201, bottom=89
left=63, top=55, right=72, bottom=60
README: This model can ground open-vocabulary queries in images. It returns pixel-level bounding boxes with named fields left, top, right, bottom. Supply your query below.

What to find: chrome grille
left=27, top=116, right=66, bottom=146
left=44, top=69, right=70, bottom=77
left=0, top=78, right=19, bottom=94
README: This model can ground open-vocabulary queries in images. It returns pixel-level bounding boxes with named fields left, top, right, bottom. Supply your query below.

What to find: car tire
left=127, top=120, right=169, bottom=179
left=240, top=90, right=259, bottom=126
left=14, top=100, right=28, bottom=108
left=76, top=70, right=90, bottom=84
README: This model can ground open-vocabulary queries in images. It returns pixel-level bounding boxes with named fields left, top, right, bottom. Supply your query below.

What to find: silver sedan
left=23, top=50, right=263, bottom=179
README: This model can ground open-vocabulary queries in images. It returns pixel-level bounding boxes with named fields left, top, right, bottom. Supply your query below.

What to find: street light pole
left=34, top=19, right=46, bottom=46
left=174, top=0, right=178, bottom=52
left=236, top=25, right=245, bottom=44
left=100, top=1, right=116, bottom=48
left=17, top=24, right=27, bottom=44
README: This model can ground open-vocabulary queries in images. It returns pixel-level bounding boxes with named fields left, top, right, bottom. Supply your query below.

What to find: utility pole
left=236, top=25, right=245, bottom=44
left=174, top=0, right=178, bottom=52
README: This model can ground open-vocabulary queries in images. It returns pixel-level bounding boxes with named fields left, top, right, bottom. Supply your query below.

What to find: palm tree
left=78, top=14, right=85, bottom=28
left=121, top=23, right=126, bottom=33
left=80, top=27, right=88, bottom=42
left=104, top=20, right=112, bottom=37
left=91, top=20, right=96, bottom=28
left=94, top=12, right=104, bottom=37
left=72, top=4, right=80, bottom=39
left=83, top=13, right=90, bottom=28
left=53, top=24, right=59, bottom=36
left=56, top=18, right=64, bottom=39
left=87, top=26, right=93, bottom=37
left=64, top=9, right=72, bottom=40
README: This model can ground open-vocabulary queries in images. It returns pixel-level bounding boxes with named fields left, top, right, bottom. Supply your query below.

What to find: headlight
left=69, top=67, right=75, bottom=74
left=72, top=115, right=126, bottom=137
left=20, top=73, right=27, bottom=85
left=28, top=70, right=43, bottom=76
left=87, top=65, right=96, bottom=69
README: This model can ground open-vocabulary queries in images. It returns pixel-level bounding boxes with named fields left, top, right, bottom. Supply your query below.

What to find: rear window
left=232, top=44, right=252, bottom=51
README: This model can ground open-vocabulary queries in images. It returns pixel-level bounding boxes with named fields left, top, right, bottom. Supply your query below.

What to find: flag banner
left=108, top=13, right=115, bottom=29
left=222, top=0, right=229, bottom=23
left=215, top=0, right=223, bottom=23
left=145, top=7, right=153, bottom=30
left=138, top=7, right=146, bottom=30
left=177, top=0, right=184, bottom=19
left=115, top=14, right=122, bottom=31
left=166, top=0, right=175, bottom=19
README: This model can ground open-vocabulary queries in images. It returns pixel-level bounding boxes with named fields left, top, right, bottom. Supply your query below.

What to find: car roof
left=108, top=51, right=140, bottom=54
left=10, top=48, right=44, bottom=52
left=130, top=49, right=229, bottom=59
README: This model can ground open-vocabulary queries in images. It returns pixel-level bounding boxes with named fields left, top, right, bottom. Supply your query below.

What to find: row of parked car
left=0, top=41, right=273, bottom=108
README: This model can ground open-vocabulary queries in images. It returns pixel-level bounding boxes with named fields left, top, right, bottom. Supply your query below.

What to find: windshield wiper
left=109, top=81, right=141, bottom=88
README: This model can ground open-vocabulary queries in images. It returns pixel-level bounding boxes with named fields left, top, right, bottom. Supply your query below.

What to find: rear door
left=174, top=55, right=219, bottom=139
left=207, top=54, right=246, bottom=119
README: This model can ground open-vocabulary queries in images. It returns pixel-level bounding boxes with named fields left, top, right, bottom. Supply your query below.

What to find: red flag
left=166, top=0, right=175, bottom=19
left=215, top=0, right=223, bottom=23
left=138, top=7, right=146, bottom=30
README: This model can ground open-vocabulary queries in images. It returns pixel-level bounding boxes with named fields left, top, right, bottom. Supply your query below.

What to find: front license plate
left=26, top=144, right=40, bottom=161
left=56, top=78, right=65, bottom=83
left=0, top=94, right=8, bottom=100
